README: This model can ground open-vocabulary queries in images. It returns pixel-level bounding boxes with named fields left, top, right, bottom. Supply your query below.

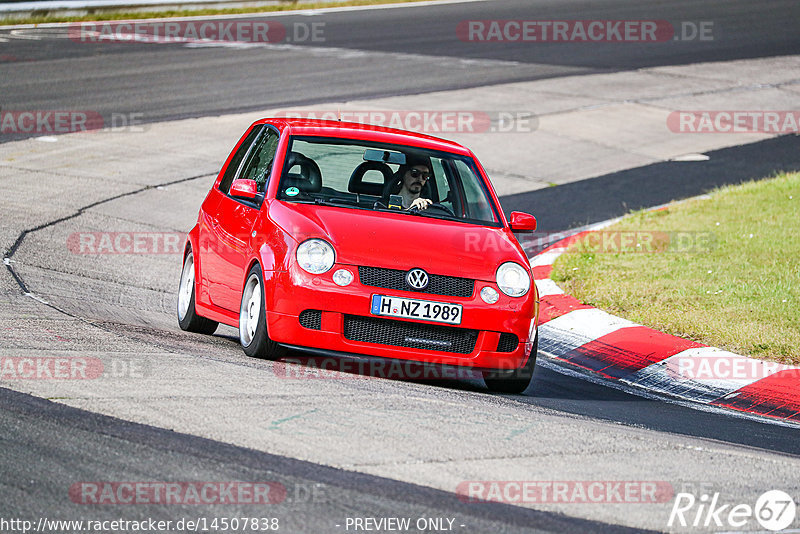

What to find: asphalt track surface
left=2, top=0, right=800, bottom=532
left=1, top=0, right=799, bottom=140
left=1, top=388, right=643, bottom=534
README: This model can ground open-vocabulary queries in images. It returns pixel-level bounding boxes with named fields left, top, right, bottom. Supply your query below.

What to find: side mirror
left=509, top=211, right=537, bottom=232
left=230, top=179, right=258, bottom=200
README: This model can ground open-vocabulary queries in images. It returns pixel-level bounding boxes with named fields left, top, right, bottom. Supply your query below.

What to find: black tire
left=239, top=264, right=286, bottom=360
left=177, top=251, right=218, bottom=335
left=483, top=333, right=538, bottom=394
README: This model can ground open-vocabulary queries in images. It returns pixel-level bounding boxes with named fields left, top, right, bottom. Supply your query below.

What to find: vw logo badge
left=406, top=268, right=429, bottom=290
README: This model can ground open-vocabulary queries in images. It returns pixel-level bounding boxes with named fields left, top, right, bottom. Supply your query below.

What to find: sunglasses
left=408, top=168, right=432, bottom=180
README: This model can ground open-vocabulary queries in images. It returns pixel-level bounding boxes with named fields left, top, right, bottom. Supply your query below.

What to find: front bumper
left=263, top=264, right=538, bottom=370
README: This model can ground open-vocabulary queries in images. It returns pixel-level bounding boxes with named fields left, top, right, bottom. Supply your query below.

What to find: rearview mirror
left=509, top=211, right=537, bottom=232
left=230, top=179, right=258, bottom=200
left=364, top=149, right=406, bottom=165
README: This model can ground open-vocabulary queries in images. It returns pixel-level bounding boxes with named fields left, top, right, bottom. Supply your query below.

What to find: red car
left=177, top=118, right=539, bottom=393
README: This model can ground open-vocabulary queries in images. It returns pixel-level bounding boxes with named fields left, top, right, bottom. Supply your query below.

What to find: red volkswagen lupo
left=178, top=118, right=539, bottom=393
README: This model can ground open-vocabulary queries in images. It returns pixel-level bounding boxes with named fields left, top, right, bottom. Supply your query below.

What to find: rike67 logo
left=668, top=490, right=796, bottom=531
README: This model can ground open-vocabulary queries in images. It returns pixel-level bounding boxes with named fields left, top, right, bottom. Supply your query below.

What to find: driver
left=386, top=154, right=434, bottom=210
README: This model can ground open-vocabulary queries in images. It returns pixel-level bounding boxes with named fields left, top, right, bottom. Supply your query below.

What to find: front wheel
left=483, top=333, right=538, bottom=394
left=239, top=265, right=286, bottom=360
left=177, top=251, right=218, bottom=335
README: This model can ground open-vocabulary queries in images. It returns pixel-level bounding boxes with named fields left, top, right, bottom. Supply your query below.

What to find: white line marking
left=25, top=292, right=50, bottom=305
left=183, top=41, right=267, bottom=49
left=623, top=361, right=748, bottom=405
left=659, top=346, right=791, bottom=388
left=8, top=29, right=43, bottom=40
left=541, top=308, right=637, bottom=343
left=538, top=354, right=800, bottom=429
left=177, top=40, right=525, bottom=68
left=534, top=278, right=563, bottom=297
left=671, top=153, right=710, bottom=161
left=529, top=248, right=566, bottom=267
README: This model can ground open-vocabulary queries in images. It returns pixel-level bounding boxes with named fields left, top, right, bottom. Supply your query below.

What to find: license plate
left=370, top=295, right=462, bottom=325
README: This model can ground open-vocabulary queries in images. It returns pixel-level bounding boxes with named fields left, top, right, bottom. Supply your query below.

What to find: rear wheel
left=483, top=333, right=538, bottom=394
left=177, top=251, right=218, bottom=334
left=239, top=265, right=286, bottom=360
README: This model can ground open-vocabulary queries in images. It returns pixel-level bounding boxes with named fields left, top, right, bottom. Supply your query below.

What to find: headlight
left=496, top=262, right=530, bottom=297
left=296, top=239, right=335, bottom=274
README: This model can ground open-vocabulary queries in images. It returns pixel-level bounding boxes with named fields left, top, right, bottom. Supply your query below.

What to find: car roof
left=255, top=117, right=472, bottom=156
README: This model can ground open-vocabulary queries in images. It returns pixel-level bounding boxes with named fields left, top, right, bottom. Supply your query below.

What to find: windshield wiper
left=280, top=196, right=354, bottom=206
left=314, top=197, right=359, bottom=207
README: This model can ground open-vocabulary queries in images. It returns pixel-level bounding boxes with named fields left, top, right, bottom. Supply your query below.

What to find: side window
left=431, top=158, right=451, bottom=206
left=239, top=128, right=280, bottom=192
left=453, top=160, right=496, bottom=222
left=219, top=125, right=263, bottom=194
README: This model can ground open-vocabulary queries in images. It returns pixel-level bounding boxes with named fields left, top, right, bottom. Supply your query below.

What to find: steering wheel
left=425, top=203, right=455, bottom=217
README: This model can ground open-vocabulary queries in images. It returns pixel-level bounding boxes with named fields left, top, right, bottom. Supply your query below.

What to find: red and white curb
left=529, top=226, right=800, bottom=426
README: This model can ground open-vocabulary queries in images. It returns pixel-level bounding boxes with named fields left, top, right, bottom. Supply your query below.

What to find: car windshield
left=276, top=137, right=501, bottom=225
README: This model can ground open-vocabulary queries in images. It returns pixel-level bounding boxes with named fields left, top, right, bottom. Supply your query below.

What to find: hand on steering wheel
left=408, top=198, right=433, bottom=210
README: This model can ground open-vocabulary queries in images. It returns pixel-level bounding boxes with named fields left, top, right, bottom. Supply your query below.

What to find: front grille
left=358, top=266, right=474, bottom=298
left=497, top=333, right=519, bottom=353
left=343, top=315, right=478, bottom=354
left=299, top=310, right=322, bottom=330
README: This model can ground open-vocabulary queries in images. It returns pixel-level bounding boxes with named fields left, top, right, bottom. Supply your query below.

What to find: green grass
left=0, top=0, right=427, bottom=25
left=550, top=171, right=800, bottom=364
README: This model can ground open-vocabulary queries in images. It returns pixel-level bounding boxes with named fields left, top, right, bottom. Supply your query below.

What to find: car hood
left=268, top=201, right=528, bottom=281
